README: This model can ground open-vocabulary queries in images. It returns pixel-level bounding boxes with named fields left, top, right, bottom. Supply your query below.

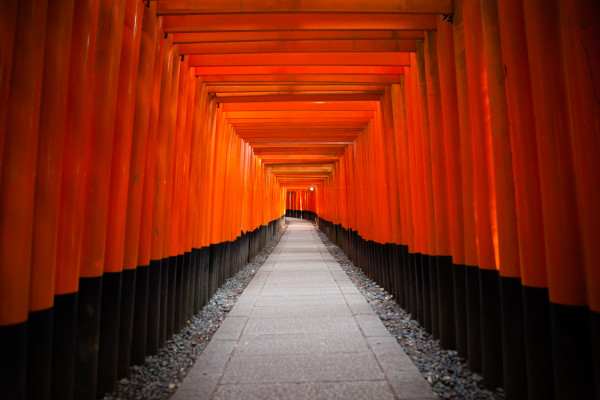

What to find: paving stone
left=173, top=340, right=237, bottom=400
left=211, top=316, right=247, bottom=341
left=355, top=314, right=392, bottom=337
left=214, top=380, right=395, bottom=400
left=250, top=304, right=352, bottom=319
left=254, top=294, right=348, bottom=307
left=243, top=316, right=359, bottom=335
left=221, top=353, right=384, bottom=384
left=347, top=300, right=375, bottom=315
left=234, top=332, right=369, bottom=355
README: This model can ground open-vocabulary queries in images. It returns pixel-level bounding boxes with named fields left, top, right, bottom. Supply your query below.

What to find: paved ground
left=174, top=218, right=436, bottom=400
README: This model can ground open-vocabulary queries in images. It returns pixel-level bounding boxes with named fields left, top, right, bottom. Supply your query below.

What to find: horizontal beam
left=179, top=39, right=416, bottom=54
left=189, top=52, right=410, bottom=66
left=225, top=110, right=374, bottom=118
left=242, top=139, right=358, bottom=144
left=216, top=94, right=382, bottom=103
left=216, top=91, right=383, bottom=96
left=240, top=135, right=360, bottom=139
left=237, top=129, right=363, bottom=132
left=157, top=0, right=453, bottom=14
left=253, top=143, right=350, bottom=148
left=259, top=155, right=342, bottom=160
left=172, top=30, right=425, bottom=43
left=208, top=84, right=388, bottom=92
left=242, top=138, right=359, bottom=143
left=261, top=158, right=339, bottom=164
left=195, top=66, right=404, bottom=76
left=254, top=150, right=345, bottom=155
left=222, top=101, right=378, bottom=111
left=199, top=74, right=404, bottom=83
left=163, top=14, right=438, bottom=33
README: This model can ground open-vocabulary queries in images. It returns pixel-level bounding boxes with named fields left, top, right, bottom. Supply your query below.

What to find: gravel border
left=103, top=224, right=287, bottom=400
left=315, top=226, right=505, bottom=400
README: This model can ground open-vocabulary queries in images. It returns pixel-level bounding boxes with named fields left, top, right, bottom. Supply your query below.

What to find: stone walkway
left=174, top=218, right=436, bottom=400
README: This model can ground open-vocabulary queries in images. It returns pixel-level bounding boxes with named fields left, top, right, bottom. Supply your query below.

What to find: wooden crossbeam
left=157, top=0, right=453, bottom=15
left=189, top=53, right=410, bottom=66
left=172, top=30, right=425, bottom=43
left=199, top=74, right=404, bottom=83
left=164, top=14, right=438, bottom=33
left=179, top=40, right=416, bottom=54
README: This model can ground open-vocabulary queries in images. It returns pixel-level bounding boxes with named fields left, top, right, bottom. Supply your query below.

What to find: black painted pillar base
left=117, top=268, right=136, bottom=379
left=408, top=252, right=417, bottom=318
left=0, top=321, right=27, bottom=400
left=395, top=245, right=406, bottom=308
left=201, top=247, right=210, bottom=309
left=167, top=255, right=177, bottom=339
left=453, top=264, right=468, bottom=359
left=27, top=308, right=53, bottom=400
left=51, top=292, right=77, bottom=400
left=146, top=259, right=161, bottom=354
left=192, top=248, right=201, bottom=314
left=209, top=245, right=218, bottom=300
left=131, top=265, right=148, bottom=365
left=428, top=255, right=439, bottom=337
left=174, top=253, right=184, bottom=334
left=550, top=303, right=595, bottom=399
left=97, top=272, right=122, bottom=397
left=479, top=268, right=503, bottom=389
left=74, top=276, right=103, bottom=399
left=415, top=253, right=424, bottom=325
left=216, top=243, right=224, bottom=289
left=522, top=285, right=554, bottom=400
left=169, top=255, right=179, bottom=336
left=386, top=243, right=396, bottom=300
left=437, top=256, right=455, bottom=349
left=186, top=250, right=194, bottom=320
left=499, top=276, right=527, bottom=400
left=466, top=266, right=482, bottom=373
left=402, top=246, right=412, bottom=310
left=592, top=310, right=600, bottom=399
left=159, top=258, right=169, bottom=348
left=421, top=254, right=432, bottom=333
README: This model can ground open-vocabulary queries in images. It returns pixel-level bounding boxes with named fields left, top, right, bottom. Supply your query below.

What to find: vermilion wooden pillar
left=408, top=61, right=426, bottom=325
left=140, top=33, right=172, bottom=361
left=523, top=0, right=594, bottom=397
left=415, top=42, right=437, bottom=335
left=75, top=0, right=125, bottom=397
left=52, top=0, right=100, bottom=397
left=495, top=0, right=552, bottom=397
left=120, top=2, right=162, bottom=378
left=404, top=66, right=420, bottom=320
left=480, top=0, right=527, bottom=396
left=452, top=0, right=482, bottom=373
left=161, top=46, right=182, bottom=342
left=412, top=43, right=432, bottom=334
left=97, top=0, right=144, bottom=395
left=558, top=2, right=600, bottom=396
left=424, top=31, right=455, bottom=350
left=436, top=15, right=467, bottom=359
left=463, top=0, right=503, bottom=388
left=28, top=1, right=74, bottom=398
left=0, top=1, right=47, bottom=399
left=391, top=81, right=414, bottom=309
left=180, top=72, right=198, bottom=321
left=170, top=55, right=190, bottom=335
left=0, top=0, right=18, bottom=173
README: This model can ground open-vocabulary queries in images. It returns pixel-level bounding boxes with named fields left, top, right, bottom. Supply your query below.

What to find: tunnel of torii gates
left=0, top=0, right=599, bottom=399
